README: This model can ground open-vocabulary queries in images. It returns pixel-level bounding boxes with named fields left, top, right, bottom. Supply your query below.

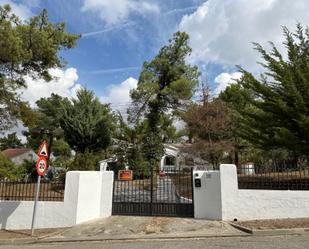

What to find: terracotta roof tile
left=1, top=148, right=33, bottom=159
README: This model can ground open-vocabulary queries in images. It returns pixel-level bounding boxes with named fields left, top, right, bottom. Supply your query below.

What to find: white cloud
left=4, top=67, right=80, bottom=142
left=81, top=0, right=160, bottom=25
left=214, top=72, right=242, bottom=95
left=164, top=6, right=199, bottom=16
left=100, top=77, right=138, bottom=113
left=83, top=22, right=135, bottom=37
left=20, top=68, right=82, bottom=106
left=0, top=0, right=33, bottom=20
left=179, top=0, right=309, bottom=71
left=89, top=66, right=140, bottom=75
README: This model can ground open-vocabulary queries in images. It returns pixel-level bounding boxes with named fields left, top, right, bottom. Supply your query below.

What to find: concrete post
left=219, top=164, right=238, bottom=221
left=193, top=170, right=222, bottom=220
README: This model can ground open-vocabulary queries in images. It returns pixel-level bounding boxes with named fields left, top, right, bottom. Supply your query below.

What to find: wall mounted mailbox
left=194, top=178, right=202, bottom=187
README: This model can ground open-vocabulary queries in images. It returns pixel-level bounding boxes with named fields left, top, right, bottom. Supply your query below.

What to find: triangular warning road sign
left=38, top=140, right=48, bottom=158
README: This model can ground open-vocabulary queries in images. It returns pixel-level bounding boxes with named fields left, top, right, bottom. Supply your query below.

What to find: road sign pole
left=31, top=140, right=49, bottom=235
left=31, top=175, right=41, bottom=236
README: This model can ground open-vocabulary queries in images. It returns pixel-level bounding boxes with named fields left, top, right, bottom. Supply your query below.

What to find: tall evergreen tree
left=0, top=5, right=79, bottom=130
left=221, top=24, right=309, bottom=157
left=60, top=89, right=115, bottom=153
left=24, top=94, right=70, bottom=149
left=130, top=32, right=200, bottom=163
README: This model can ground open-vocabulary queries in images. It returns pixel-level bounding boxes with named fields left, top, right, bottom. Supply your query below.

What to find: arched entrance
left=160, top=145, right=180, bottom=171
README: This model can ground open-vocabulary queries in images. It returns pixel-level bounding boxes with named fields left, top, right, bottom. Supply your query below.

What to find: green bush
left=0, top=153, right=22, bottom=179
left=68, top=151, right=101, bottom=171
left=50, top=156, right=72, bottom=170
left=21, top=159, right=37, bottom=181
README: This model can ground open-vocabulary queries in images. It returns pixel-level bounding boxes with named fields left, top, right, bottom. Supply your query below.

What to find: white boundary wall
left=194, top=164, right=309, bottom=220
left=0, top=171, right=114, bottom=230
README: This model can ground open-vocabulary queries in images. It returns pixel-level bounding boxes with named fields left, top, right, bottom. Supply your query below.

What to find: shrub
left=0, top=153, right=18, bottom=178
left=68, top=151, right=100, bottom=171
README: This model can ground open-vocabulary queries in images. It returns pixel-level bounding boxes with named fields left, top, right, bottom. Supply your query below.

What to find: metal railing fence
left=238, top=162, right=309, bottom=190
left=0, top=178, right=65, bottom=201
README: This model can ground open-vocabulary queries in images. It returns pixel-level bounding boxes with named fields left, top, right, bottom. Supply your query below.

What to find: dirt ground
left=56, top=216, right=241, bottom=239
left=236, top=218, right=309, bottom=230
left=0, top=228, right=68, bottom=240
left=4, top=217, right=309, bottom=240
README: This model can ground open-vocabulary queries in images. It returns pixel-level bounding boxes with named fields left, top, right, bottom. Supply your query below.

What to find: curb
left=37, top=227, right=72, bottom=239
left=2, top=227, right=309, bottom=245
left=252, top=227, right=309, bottom=236
left=229, top=222, right=309, bottom=236
left=0, top=233, right=250, bottom=245
left=0, top=238, right=38, bottom=245
left=0, top=228, right=71, bottom=246
left=38, top=233, right=251, bottom=244
left=229, top=223, right=253, bottom=234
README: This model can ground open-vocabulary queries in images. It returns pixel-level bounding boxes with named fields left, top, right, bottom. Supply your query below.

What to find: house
left=160, top=144, right=181, bottom=171
left=1, top=148, right=38, bottom=165
left=160, top=144, right=210, bottom=172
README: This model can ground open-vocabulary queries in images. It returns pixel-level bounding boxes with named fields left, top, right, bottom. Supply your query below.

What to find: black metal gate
left=112, top=169, right=194, bottom=217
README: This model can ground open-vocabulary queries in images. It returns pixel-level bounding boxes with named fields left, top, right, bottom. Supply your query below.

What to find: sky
left=2, top=0, right=309, bottom=115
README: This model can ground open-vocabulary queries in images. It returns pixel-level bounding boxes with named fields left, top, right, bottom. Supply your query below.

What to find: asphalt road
left=1, top=235, right=309, bottom=249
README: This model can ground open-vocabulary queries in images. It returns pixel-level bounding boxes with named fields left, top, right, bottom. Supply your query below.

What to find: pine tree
left=0, top=5, right=79, bottom=130
left=129, top=32, right=200, bottom=164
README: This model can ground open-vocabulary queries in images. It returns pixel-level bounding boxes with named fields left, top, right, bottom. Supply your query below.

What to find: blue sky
left=62, top=0, right=206, bottom=96
left=15, top=0, right=207, bottom=99
left=2, top=0, right=309, bottom=112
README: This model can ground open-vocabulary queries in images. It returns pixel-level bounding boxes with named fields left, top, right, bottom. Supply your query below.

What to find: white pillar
left=64, top=171, right=114, bottom=224
left=160, top=156, right=166, bottom=171
left=219, top=164, right=238, bottom=221
left=193, top=170, right=222, bottom=220
left=69, top=171, right=114, bottom=224
left=193, top=164, right=238, bottom=220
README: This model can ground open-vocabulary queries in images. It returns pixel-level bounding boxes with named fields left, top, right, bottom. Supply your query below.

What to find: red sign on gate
left=118, top=170, right=133, bottom=181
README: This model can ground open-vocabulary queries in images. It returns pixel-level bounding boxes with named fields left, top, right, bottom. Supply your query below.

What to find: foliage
left=24, top=94, right=73, bottom=174
left=49, top=138, right=72, bottom=169
left=24, top=94, right=70, bottom=149
left=221, top=24, right=309, bottom=158
left=0, top=132, right=23, bottom=150
left=51, top=138, right=71, bottom=158
left=160, top=114, right=177, bottom=143
left=0, top=153, right=21, bottom=178
left=60, top=89, right=115, bottom=153
left=218, top=83, right=253, bottom=166
left=130, top=32, right=200, bottom=163
left=183, top=87, right=234, bottom=168
left=112, top=112, right=149, bottom=172
left=68, top=151, right=101, bottom=171
left=20, top=159, right=37, bottom=181
left=25, top=90, right=114, bottom=171
left=50, top=156, right=72, bottom=169
left=0, top=5, right=80, bottom=131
